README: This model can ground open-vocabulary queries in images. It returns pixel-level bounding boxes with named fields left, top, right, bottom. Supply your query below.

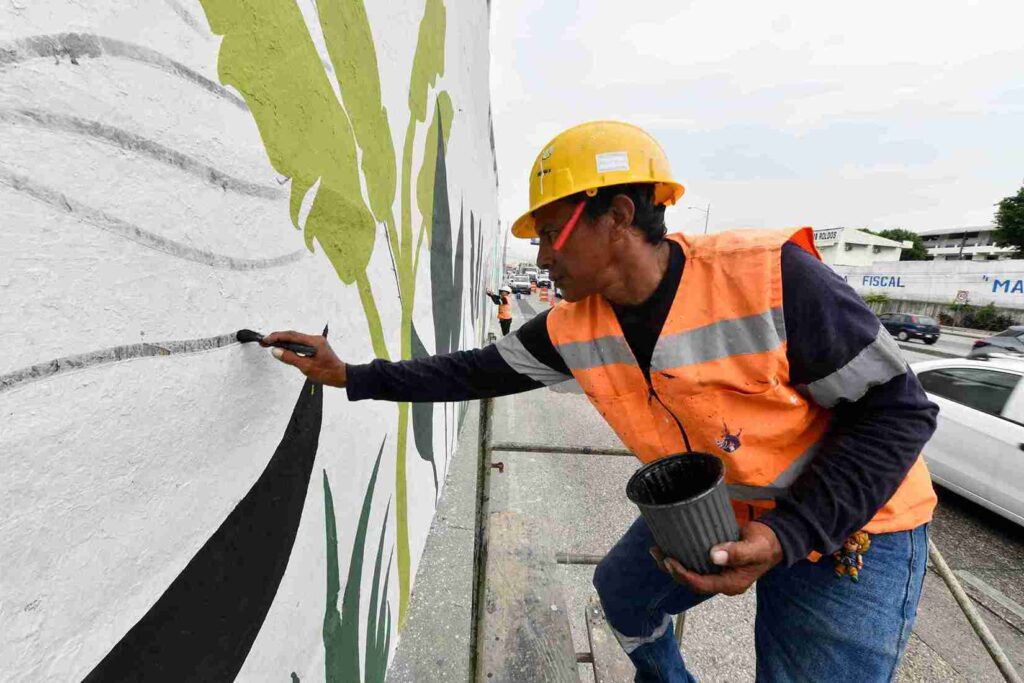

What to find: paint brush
left=236, top=329, right=317, bottom=357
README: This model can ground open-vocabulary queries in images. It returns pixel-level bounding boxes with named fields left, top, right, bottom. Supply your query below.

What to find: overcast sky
left=490, top=0, right=1024, bottom=263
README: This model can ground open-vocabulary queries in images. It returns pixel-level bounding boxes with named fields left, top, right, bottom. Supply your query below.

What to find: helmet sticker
left=596, top=151, right=629, bottom=173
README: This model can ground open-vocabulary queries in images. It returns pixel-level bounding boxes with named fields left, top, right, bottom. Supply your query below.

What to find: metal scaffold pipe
left=928, top=539, right=1022, bottom=683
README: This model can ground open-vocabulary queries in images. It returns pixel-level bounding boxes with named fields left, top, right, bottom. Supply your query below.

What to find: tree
left=993, top=184, right=1024, bottom=254
left=862, top=228, right=930, bottom=261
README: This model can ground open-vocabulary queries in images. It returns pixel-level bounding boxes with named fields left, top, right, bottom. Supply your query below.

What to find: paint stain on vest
left=715, top=420, right=743, bottom=453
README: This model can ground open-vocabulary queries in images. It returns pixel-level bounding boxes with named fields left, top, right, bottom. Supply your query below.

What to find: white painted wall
left=0, top=1, right=498, bottom=680
left=832, top=259, right=1024, bottom=309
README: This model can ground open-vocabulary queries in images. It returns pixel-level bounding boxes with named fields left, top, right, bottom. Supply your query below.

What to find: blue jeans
left=593, top=517, right=928, bottom=682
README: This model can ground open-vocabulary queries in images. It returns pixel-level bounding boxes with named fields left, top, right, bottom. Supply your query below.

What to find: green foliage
left=994, top=185, right=1024, bottom=254
left=880, top=228, right=929, bottom=261
left=862, top=292, right=891, bottom=306
left=323, top=440, right=390, bottom=683
left=864, top=228, right=930, bottom=261
left=960, top=303, right=1016, bottom=332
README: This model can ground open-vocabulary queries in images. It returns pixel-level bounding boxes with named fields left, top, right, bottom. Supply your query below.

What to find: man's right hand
left=261, top=330, right=347, bottom=387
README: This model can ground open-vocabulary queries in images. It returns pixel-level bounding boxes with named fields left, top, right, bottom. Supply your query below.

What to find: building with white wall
left=832, top=259, right=1024, bottom=310
left=812, top=227, right=908, bottom=266
left=918, top=225, right=1017, bottom=261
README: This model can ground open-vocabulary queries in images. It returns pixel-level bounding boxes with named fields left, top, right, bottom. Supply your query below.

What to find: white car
left=912, top=356, right=1024, bottom=526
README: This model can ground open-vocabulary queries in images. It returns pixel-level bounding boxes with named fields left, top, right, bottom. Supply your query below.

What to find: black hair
left=569, top=183, right=667, bottom=244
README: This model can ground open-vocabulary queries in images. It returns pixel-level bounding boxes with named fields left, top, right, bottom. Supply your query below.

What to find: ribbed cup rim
left=625, top=452, right=725, bottom=509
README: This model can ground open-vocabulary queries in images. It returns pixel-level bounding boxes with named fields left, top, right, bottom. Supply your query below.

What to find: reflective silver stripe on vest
left=801, top=326, right=906, bottom=408
left=555, top=335, right=635, bottom=371
left=650, top=307, right=786, bottom=370
left=495, top=333, right=572, bottom=386
left=727, top=441, right=822, bottom=501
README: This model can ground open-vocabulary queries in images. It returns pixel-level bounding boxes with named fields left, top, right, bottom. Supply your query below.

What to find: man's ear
left=606, top=194, right=636, bottom=242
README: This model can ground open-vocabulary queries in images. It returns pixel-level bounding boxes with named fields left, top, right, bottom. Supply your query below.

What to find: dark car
left=968, top=326, right=1024, bottom=358
left=879, top=312, right=940, bottom=345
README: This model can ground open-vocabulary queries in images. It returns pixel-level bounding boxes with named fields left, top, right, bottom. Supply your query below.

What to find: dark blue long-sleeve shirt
left=346, top=240, right=937, bottom=564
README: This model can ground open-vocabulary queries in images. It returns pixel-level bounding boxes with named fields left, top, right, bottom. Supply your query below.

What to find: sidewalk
left=389, top=298, right=1023, bottom=681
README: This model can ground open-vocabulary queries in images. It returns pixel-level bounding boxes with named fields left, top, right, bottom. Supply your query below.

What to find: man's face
left=533, top=199, right=613, bottom=302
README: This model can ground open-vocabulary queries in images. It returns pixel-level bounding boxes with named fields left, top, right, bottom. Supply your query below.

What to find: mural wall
left=0, top=1, right=499, bottom=680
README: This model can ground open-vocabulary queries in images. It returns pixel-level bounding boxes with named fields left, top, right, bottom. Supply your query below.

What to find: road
left=900, top=332, right=977, bottom=360
left=500, top=293, right=1024, bottom=681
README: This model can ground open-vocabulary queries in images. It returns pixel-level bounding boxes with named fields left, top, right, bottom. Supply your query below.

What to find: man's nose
left=536, top=242, right=553, bottom=270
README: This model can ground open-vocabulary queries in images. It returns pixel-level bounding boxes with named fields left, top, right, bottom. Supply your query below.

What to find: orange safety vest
left=547, top=229, right=936, bottom=535
left=498, top=295, right=512, bottom=320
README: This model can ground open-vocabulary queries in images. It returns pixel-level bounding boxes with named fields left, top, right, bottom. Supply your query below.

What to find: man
left=262, top=121, right=937, bottom=682
left=486, top=285, right=514, bottom=336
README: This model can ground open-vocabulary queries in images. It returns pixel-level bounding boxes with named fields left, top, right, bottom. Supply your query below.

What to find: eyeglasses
left=553, top=200, right=587, bottom=251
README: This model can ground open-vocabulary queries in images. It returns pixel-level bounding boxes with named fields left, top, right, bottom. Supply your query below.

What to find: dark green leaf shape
left=410, top=325, right=438, bottom=497
left=417, top=91, right=453, bottom=245
left=199, top=0, right=376, bottom=284
left=429, top=110, right=463, bottom=356
left=364, top=500, right=393, bottom=683
left=323, top=438, right=387, bottom=682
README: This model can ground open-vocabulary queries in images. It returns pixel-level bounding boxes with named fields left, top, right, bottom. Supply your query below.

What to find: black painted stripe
left=84, top=375, right=324, bottom=681
left=0, top=333, right=240, bottom=394
left=0, top=33, right=246, bottom=110
left=0, top=168, right=306, bottom=270
left=1, top=109, right=284, bottom=200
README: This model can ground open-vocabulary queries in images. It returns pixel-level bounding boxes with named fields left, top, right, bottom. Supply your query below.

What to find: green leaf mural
left=200, top=0, right=460, bottom=639
left=317, top=0, right=397, bottom=229
left=416, top=91, right=454, bottom=247
left=410, top=325, right=438, bottom=498
left=323, top=440, right=391, bottom=683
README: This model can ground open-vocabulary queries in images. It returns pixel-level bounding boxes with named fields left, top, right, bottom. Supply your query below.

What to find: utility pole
left=688, top=203, right=711, bottom=234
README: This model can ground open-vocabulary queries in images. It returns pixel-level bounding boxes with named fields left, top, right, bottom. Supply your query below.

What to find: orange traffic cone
left=539, top=287, right=548, bottom=302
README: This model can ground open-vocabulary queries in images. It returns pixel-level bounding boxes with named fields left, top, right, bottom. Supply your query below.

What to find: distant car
left=912, top=356, right=1024, bottom=526
left=968, top=326, right=1024, bottom=359
left=879, top=312, right=940, bottom=345
left=510, top=278, right=532, bottom=294
left=537, top=278, right=552, bottom=289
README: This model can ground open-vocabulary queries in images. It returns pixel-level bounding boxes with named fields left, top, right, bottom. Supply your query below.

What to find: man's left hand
left=650, top=521, right=784, bottom=596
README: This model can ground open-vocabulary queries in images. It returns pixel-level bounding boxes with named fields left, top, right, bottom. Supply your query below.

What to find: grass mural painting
left=199, top=0, right=460, bottom=631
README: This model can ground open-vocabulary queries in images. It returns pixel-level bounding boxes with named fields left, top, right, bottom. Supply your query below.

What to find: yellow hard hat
left=511, top=121, right=685, bottom=239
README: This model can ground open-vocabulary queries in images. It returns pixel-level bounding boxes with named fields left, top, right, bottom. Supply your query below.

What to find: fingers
left=261, top=330, right=323, bottom=348
left=655, top=552, right=755, bottom=597
left=270, top=347, right=314, bottom=374
left=649, top=546, right=668, bottom=573
left=671, top=562, right=747, bottom=596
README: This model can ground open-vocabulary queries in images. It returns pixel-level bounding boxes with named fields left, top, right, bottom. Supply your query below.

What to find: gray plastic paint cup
left=626, top=453, right=740, bottom=575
